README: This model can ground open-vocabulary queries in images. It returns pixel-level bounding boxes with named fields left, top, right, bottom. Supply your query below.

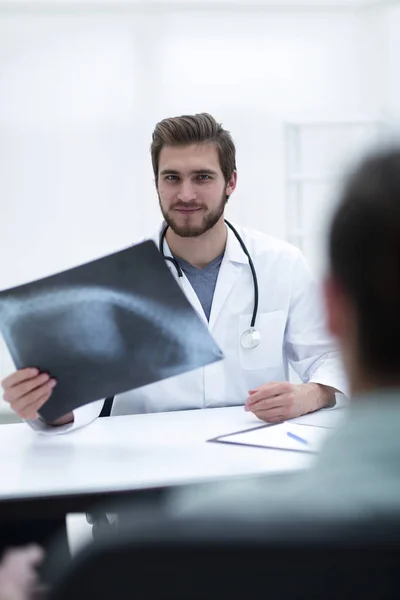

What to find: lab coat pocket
left=239, top=311, right=286, bottom=370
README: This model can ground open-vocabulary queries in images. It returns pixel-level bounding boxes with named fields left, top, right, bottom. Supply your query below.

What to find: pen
left=287, top=430, right=308, bottom=446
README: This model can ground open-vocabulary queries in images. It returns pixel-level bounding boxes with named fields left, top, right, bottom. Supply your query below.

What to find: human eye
left=165, top=174, right=179, bottom=182
left=197, top=173, right=211, bottom=181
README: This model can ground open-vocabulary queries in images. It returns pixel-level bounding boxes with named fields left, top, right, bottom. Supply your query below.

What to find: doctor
left=2, top=112, right=347, bottom=432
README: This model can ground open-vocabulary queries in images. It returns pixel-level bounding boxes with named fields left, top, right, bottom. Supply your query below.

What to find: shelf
left=287, top=173, right=338, bottom=183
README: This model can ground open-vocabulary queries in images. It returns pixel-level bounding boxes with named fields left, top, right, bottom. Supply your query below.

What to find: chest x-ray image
left=0, top=241, right=223, bottom=422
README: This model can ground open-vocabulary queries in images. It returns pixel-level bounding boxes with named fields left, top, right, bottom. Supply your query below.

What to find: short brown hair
left=151, top=113, right=236, bottom=183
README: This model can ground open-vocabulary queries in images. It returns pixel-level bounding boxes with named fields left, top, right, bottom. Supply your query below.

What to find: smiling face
left=156, top=142, right=237, bottom=238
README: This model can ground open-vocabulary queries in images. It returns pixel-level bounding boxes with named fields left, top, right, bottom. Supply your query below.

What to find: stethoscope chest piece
left=160, top=219, right=261, bottom=351
left=240, top=327, right=261, bottom=349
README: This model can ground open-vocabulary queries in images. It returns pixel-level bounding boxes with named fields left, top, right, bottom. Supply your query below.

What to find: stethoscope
left=159, top=219, right=261, bottom=349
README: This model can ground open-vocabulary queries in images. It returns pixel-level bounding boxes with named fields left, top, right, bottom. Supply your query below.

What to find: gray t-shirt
left=173, top=253, right=224, bottom=321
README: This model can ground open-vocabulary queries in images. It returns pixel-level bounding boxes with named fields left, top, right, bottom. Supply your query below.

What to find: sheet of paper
left=212, top=423, right=334, bottom=453
left=0, top=240, right=224, bottom=422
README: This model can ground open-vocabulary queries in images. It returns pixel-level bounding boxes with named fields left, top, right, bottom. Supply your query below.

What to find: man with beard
left=2, top=112, right=346, bottom=431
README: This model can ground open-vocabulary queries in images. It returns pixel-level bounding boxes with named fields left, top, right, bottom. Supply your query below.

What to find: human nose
left=177, top=179, right=197, bottom=202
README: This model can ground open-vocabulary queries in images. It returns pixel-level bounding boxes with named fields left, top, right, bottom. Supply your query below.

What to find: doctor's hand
left=244, top=382, right=336, bottom=423
left=1, top=368, right=73, bottom=425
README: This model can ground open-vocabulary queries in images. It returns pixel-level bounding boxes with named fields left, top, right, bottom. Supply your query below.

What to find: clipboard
left=0, top=240, right=224, bottom=422
left=208, top=422, right=333, bottom=454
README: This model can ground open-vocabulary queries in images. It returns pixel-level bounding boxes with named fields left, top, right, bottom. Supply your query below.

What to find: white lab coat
left=31, top=223, right=348, bottom=434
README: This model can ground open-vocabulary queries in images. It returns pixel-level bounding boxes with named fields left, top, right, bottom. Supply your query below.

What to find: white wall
left=0, top=3, right=394, bottom=399
left=381, top=3, right=400, bottom=122
left=0, top=9, right=385, bottom=281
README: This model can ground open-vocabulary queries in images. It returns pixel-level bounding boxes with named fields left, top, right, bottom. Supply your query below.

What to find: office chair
left=49, top=510, right=400, bottom=600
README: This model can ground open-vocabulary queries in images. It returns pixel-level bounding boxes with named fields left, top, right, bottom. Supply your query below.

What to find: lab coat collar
left=224, top=222, right=248, bottom=265
left=152, top=221, right=248, bottom=264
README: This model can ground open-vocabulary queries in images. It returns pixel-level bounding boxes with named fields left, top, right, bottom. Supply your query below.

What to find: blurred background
left=0, top=0, right=399, bottom=419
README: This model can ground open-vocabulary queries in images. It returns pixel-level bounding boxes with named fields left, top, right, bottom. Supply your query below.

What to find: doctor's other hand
left=0, top=368, right=73, bottom=425
left=0, top=544, right=45, bottom=600
left=244, top=382, right=336, bottom=423
left=1, top=368, right=57, bottom=420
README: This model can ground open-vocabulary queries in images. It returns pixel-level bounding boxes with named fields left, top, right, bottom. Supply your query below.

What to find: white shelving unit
left=284, top=118, right=388, bottom=276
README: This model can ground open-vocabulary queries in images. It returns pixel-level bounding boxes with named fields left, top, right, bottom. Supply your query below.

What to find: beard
left=158, top=191, right=227, bottom=238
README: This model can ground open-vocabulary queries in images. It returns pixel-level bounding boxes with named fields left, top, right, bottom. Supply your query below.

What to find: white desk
left=0, top=406, right=346, bottom=517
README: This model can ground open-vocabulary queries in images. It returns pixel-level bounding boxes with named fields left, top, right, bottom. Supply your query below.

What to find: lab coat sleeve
left=25, top=399, right=104, bottom=435
left=285, top=249, right=349, bottom=399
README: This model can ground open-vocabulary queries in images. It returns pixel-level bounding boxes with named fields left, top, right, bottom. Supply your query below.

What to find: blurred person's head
left=151, top=113, right=237, bottom=238
left=324, top=147, right=400, bottom=394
